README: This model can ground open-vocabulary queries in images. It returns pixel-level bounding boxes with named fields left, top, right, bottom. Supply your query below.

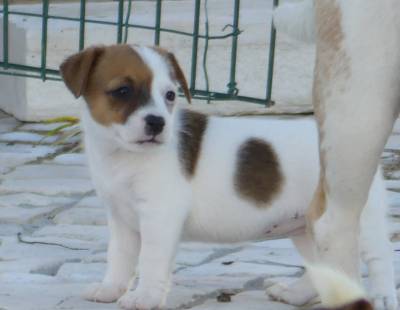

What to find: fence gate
left=0, top=0, right=279, bottom=106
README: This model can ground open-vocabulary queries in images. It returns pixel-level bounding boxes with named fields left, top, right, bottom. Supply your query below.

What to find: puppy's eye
left=109, top=86, right=133, bottom=101
left=165, top=90, right=176, bottom=101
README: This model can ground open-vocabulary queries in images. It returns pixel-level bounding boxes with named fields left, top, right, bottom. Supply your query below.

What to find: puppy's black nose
left=145, top=114, right=165, bottom=136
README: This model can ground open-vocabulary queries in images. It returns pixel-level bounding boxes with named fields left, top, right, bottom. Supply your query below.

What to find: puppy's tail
left=307, top=265, right=372, bottom=310
left=273, top=0, right=316, bottom=43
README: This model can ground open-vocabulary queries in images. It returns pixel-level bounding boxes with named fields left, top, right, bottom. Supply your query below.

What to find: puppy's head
left=60, top=44, right=190, bottom=152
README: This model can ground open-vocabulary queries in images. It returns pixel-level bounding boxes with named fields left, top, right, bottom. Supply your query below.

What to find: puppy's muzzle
left=145, top=115, right=165, bottom=136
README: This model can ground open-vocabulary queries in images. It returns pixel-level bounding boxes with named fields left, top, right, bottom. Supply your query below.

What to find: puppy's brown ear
left=60, top=47, right=104, bottom=98
left=166, top=52, right=191, bottom=103
left=152, top=47, right=191, bottom=103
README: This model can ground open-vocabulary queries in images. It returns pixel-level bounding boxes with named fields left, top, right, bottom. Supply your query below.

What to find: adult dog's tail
left=272, top=0, right=315, bottom=43
left=308, top=265, right=373, bottom=310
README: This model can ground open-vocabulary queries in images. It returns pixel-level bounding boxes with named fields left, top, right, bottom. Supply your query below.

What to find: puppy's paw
left=83, top=282, right=126, bottom=303
left=117, top=288, right=165, bottom=310
left=371, top=293, right=398, bottom=310
left=266, top=282, right=314, bottom=306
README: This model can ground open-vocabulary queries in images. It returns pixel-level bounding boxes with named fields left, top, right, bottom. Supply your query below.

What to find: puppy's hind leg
left=360, top=169, right=398, bottom=310
left=266, top=233, right=317, bottom=306
left=83, top=214, right=140, bottom=303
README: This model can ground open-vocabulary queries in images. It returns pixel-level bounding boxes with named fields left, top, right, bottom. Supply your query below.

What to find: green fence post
left=190, top=0, right=201, bottom=92
left=117, top=0, right=124, bottom=43
left=154, top=0, right=162, bottom=45
left=227, top=0, right=240, bottom=95
left=202, top=0, right=210, bottom=103
left=79, top=0, right=86, bottom=51
left=265, top=0, right=279, bottom=106
left=2, top=0, right=9, bottom=69
left=40, top=0, right=49, bottom=81
left=123, top=0, right=132, bottom=43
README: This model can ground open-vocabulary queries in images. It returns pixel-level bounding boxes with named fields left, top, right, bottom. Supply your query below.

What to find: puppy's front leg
left=118, top=207, right=185, bottom=310
left=84, top=214, right=140, bottom=303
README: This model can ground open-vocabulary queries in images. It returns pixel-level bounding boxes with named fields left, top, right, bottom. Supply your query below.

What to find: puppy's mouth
left=136, top=136, right=162, bottom=145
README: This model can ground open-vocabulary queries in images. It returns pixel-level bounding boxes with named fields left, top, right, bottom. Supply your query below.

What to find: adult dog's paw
left=83, top=282, right=126, bottom=303
left=117, top=288, right=165, bottom=310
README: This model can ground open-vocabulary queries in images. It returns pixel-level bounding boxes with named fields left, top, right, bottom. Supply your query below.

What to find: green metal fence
left=0, top=0, right=278, bottom=106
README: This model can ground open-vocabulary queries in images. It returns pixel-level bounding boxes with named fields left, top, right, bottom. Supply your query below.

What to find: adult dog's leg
left=267, top=233, right=317, bottom=306
left=360, top=169, right=397, bottom=310
left=309, top=0, right=400, bottom=281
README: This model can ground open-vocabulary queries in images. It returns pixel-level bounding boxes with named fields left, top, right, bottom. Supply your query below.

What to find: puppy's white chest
left=89, top=154, right=147, bottom=224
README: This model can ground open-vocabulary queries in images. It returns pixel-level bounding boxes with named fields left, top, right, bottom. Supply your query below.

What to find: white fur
left=273, top=0, right=315, bottom=43
left=307, top=265, right=366, bottom=308
left=275, top=2, right=400, bottom=309
left=80, top=46, right=395, bottom=310
left=274, top=1, right=400, bottom=309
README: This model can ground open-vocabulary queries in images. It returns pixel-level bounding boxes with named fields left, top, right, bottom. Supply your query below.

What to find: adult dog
left=275, top=1, right=400, bottom=309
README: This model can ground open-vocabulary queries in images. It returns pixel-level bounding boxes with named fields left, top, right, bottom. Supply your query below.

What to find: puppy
left=60, top=44, right=395, bottom=310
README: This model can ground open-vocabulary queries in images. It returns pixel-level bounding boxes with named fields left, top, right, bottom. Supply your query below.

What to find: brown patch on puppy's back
left=235, top=138, right=283, bottom=206
left=178, top=110, right=208, bottom=178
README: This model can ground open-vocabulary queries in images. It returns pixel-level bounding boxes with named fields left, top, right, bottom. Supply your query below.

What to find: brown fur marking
left=178, top=110, right=208, bottom=178
left=60, top=44, right=153, bottom=126
left=60, top=46, right=104, bottom=98
left=151, top=47, right=191, bottom=103
left=307, top=177, right=327, bottom=224
left=310, top=1, right=350, bottom=220
left=314, top=0, right=350, bottom=173
left=235, top=138, right=283, bottom=206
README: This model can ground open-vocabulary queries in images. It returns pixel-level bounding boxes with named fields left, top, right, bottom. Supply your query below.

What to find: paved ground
left=1, top=110, right=400, bottom=310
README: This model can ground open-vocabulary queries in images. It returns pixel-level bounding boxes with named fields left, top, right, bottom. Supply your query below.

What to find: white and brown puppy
left=60, top=44, right=395, bottom=310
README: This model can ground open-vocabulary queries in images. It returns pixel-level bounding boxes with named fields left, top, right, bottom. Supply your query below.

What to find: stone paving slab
left=0, top=143, right=60, bottom=175
left=191, top=291, right=297, bottom=310
left=0, top=193, right=75, bottom=208
left=53, top=208, right=107, bottom=226
left=0, top=132, right=60, bottom=144
left=0, top=115, right=399, bottom=310
left=0, top=178, right=94, bottom=196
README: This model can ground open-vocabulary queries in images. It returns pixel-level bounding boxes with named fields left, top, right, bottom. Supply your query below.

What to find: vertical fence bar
left=190, top=0, right=201, bottom=92
left=40, top=0, right=49, bottom=81
left=154, top=0, right=162, bottom=45
left=202, top=0, right=210, bottom=103
left=2, top=0, right=9, bottom=69
left=79, top=0, right=86, bottom=51
left=227, top=0, right=240, bottom=95
left=265, top=0, right=279, bottom=106
left=117, top=0, right=124, bottom=43
left=123, top=0, right=132, bottom=43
